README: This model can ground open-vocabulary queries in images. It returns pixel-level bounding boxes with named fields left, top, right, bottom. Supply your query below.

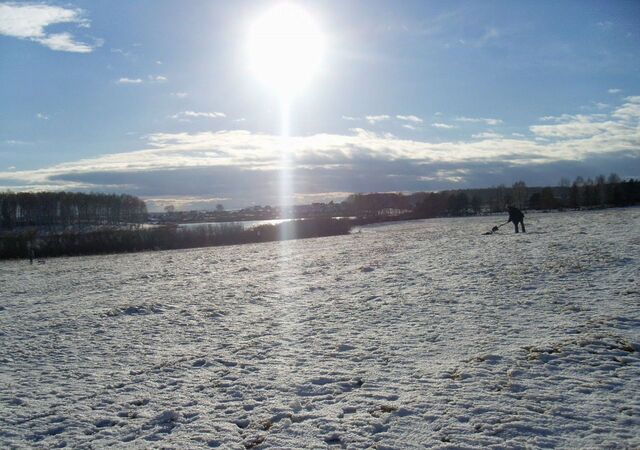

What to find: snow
left=1, top=208, right=639, bottom=449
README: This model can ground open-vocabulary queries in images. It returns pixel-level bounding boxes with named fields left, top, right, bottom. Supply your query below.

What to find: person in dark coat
left=507, top=206, right=525, bottom=233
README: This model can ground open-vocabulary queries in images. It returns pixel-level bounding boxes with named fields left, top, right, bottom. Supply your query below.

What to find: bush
left=0, top=218, right=353, bottom=260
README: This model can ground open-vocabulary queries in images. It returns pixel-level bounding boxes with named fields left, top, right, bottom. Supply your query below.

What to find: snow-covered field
left=1, top=208, right=639, bottom=449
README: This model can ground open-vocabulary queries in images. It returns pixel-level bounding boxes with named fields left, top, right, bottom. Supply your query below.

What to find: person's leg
left=514, top=222, right=519, bottom=233
left=521, top=220, right=526, bottom=233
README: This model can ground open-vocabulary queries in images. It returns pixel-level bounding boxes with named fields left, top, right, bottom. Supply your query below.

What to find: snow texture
left=1, top=208, right=639, bottom=449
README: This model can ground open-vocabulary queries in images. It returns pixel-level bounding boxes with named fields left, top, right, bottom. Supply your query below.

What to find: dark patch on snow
left=95, top=419, right=117, bottom=428
left=324, top=433, right=342, bottom=445
left=244, top=434, right=266, bottom=449
left=106, top=304, right=164, bottom=316
left=234, top=418, right=250, bottom=429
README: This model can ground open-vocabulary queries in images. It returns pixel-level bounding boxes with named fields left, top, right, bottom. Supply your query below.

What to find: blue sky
left=1, top=0, right=639, bottom=210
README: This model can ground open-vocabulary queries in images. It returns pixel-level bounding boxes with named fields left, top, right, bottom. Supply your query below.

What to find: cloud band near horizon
left=1, top=96, right=638, bottom=209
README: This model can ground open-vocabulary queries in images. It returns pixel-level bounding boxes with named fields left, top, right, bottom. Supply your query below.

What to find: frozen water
left=1, top=208, right=639, bottom=448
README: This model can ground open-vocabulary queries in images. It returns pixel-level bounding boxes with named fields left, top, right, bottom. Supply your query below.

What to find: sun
left=248, top=2, right=325, bottom=101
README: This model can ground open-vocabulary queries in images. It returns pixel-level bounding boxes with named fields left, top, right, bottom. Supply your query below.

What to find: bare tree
left=512, top=181, right=528, bottom=209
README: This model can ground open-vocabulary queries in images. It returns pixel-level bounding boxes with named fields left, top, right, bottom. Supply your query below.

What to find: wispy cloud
left=396, top=115, right=423, bottom=123
left=35, top=32, right=96, bottom=53
left=596, top=20, right=613, bottom=30
left=171, top=92, right=188, bottom=99
left=455, top=116, right=503, bottom=126
left=612, top=95, right=640, bottom=121
left=111, top=48, right=132, bottom=57
left=116, top=75, right=166, bottom=85
left=472, top=131, right=503, bottom=139
left=431, top=123, right=455, bottom=129
left=117, top=77, right=143, bottom=85
left=530, top=98, right=640, bottom=139
left=148, top=75, right=167, bottom=83
left=170, top=111, right=227, bottom=121
left=36, top=112, right=49, bottom=120
left=343, top=114, right=423, bottom=127
left=539, top=113, right=604, bottom=123
left=459, top=27, right=500, bottom=47
left=0, top=3, right=99, bottom=53
left=608, top=88, right=622, bottom=94
left=365, top=115, right=391, bottom=124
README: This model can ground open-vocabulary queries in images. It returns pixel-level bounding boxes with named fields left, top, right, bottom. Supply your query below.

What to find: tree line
left=0, top=192, right=147, bottom=230
left=343, top=174, right=639, bottom=220
left=0, top=218, right=352, bottom=259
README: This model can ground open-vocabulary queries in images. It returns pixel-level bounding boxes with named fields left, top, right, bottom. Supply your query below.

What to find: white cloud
left=396, top=115, right=423, bottom=123
left=472, top=131, right=503, bottom=139
left=2, top=97, right=638, bottom=196
left=530, top=107, right=636, bottom=138
left=116, top=75, right=167, bottom=85
left=111, top=48, right=132, bottom=57
left=35, top=32, right=94, bottom=53
left=596, top=21, right=613, bottom=30
left=36, top=112, right=49, bottom=120
left=117, top=77, right=143, bottom=84
left=431, top=123, right=455, bottom=129
left=612, top=96, right=640, bottom=121
left=539, top=113, right=601, bottom=124
left=149, top=75, right=167, bottom=83
left=0, top=3, right=98, bottom=53
left=345, top=114, right=423, bottom=125
left=455, top=116, right=503, bottom=126
left=530, top=122, right=609, bottom=138
left=420, top=169, right=470, bottom=183
left=608, top=88, right=622, bottom=94
left=171, top=92, right=188, bottom=99
left=365, top=115, right=391, bottom=124
left=171, top=111, right=227, bottom=121
left=402, top=124, right=419, bottom=131
left=348, top=128, right=378, bottom=139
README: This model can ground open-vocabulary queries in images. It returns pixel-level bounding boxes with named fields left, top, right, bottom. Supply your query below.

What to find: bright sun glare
left=248, top=3, right=325, bottom=100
